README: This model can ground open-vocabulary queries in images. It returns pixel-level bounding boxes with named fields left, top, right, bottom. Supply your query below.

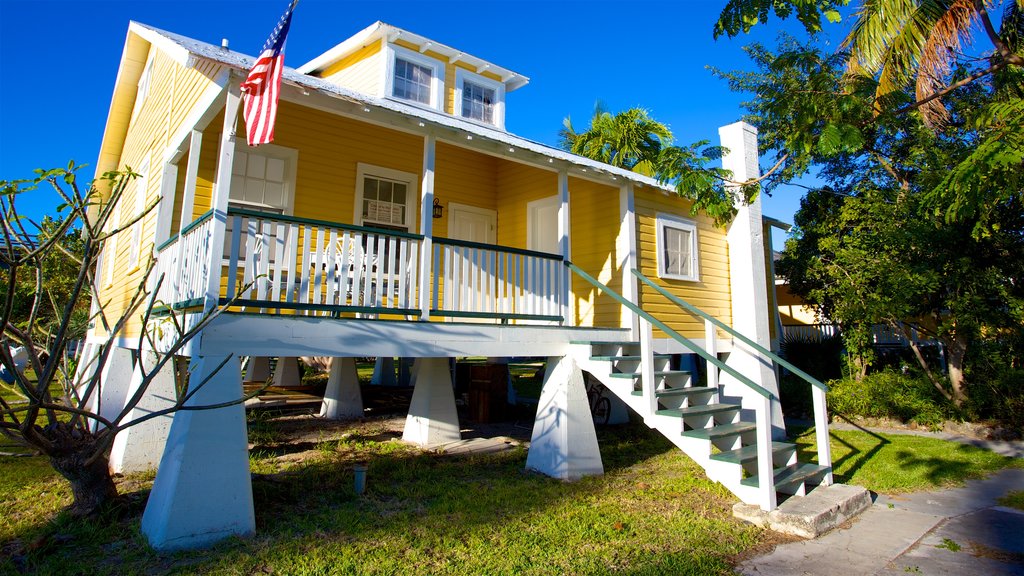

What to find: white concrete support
left=557, top=170, right=571, bottom=322
left=245, top=356, right=271, bottom=383
left=525, top=356, right=603, bottom=480
left=402, top=357, right=460, bottom=446
left=202, top=74, right=242, bottom=313
left=718, top=121, right=784, bottom=439
left=93, top=346, right=135, bottom=427
left=320, top=357, right=363, bottom=420
left=418, top=134, right=436, bottom=320
left=618, top=183, right=640, bottom=337
left=109, top=351, right=178, bottom=474
left=272, top=357, right=301, bottom=388
left=141, top=354, right=254, bottom=550
left=371, top=356, right=397, bottom=386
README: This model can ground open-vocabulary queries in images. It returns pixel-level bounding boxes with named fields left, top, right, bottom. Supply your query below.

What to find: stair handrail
left=632, top=269, right=827, bottom=392
left=566, top=262, right=772, bottom=400
left=633, top=268, right=833, bottom=487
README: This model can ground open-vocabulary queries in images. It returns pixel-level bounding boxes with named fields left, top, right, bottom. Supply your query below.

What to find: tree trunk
left=946, top=336, right=969, bottom=408
left=44, top=423, right=118, bottom=517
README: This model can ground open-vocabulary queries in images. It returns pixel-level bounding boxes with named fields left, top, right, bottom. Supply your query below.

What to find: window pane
left=393, top=58, right=432, bottom=104
left=393, top=183, right=406, bottom=205
left=230, top=175, right=245, bottom=200
left=266, top=157, right=285, bottom=182
left=246, top=154, right=266, bottom=179
left=379, top=180, right=393, bottom=203
left=265, top=182, right=284, bottom=208
left=245, top=179, right=265, bottom=205
left=364, top=178, right=378, bottom=200
left=462, top=81, right=495, bottom=123
left=663, top=226, right=692, bottom=277
left=232, top=152, right=247, bottom=176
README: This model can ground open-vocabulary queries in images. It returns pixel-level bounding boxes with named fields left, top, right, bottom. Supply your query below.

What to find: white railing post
left=812, top=386, right=834, bottom=485
left=557, top=169, right=571, bottom=324
left=418, top=134, right=435, bottom=320
left=755, top=394, right=777, bottom=511
left=705, top=318, right=719, bottom=393
left=202, top=74, right=241, bottom=313
left=639, top=316, right=657, bottom=419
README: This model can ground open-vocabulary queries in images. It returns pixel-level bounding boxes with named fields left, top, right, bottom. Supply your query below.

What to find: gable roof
left=297, top=21, right=529, bottom=92
left=100, top=21, right=670, bottom=195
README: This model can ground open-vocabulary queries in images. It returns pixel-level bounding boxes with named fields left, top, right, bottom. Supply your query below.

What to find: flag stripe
left=241, top=1, right=296, bottom=147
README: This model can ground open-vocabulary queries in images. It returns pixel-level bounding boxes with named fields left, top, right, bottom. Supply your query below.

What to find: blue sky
left=0, top=0, right=843, bottom=247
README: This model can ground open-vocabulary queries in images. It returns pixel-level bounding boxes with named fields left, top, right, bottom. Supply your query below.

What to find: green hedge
left=826, top=369, right=957, bottom=428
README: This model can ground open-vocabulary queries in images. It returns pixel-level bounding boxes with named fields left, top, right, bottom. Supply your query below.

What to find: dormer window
left=455, top=69, right=505, bottom=129
left=386, top=44, right=443, bottom=110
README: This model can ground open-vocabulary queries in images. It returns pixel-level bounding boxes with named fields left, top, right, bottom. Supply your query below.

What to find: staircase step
left=608, top=370, right=690, bottom=379
left=682, top=421, right=756, bottom=440
left=740, top=463, right=831, bottom=491
left=656, top=403, right=739, bottom=418
left=630, top=386, right=716, bottom=397
left=590, top=354, right=671, bottom=361
left=710, top=441, right=796, bottom=464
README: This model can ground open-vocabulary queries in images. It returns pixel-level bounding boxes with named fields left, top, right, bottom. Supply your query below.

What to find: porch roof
left=125, top=21, right=671, bottom=193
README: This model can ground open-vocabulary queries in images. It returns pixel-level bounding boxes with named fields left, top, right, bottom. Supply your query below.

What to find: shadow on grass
left=6, top=424, right=748, bottom=575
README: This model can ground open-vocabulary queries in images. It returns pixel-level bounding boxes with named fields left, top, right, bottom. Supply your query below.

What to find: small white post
left=755, top=394, right=777, bottom=511
left=705, top=318, right=719, bottom=392
left=418, top=134, right=436, bottom=320
left=639, top=316, right=658, bottom=419
left=812, top=386, right=834, bottom=485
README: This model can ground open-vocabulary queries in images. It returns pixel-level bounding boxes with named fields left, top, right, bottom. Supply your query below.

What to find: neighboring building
left=83, top=21, right=833, bottom=549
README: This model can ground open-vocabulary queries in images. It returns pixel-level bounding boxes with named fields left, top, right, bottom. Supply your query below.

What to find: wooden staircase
left=574, top=340, right=831, bottom=509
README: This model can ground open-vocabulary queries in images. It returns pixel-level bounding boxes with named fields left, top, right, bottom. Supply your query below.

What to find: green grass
left=0, top=424, right=774, bottom=575
left=792, top=426, right=1021, bottom=493
left=997, top=490, right=1024, bottom=511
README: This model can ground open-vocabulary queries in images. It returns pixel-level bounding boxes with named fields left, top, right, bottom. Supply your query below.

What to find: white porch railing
left=431, top=238, right=565, bottom=322
left=154, top=209, right=567, bottom=323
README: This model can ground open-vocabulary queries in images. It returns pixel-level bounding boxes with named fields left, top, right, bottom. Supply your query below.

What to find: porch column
left=170, top=130, right=202, bottom=306
left=558, top=170, right=571, bottom=323
left=141, top=353, right=254, bottom=549
left=718, top=121, right=784, bottom=439
left=402, top=357, right=460, bottom=446
left=153, top=162, right=179, bottom=247
left=320, top=357, right=363, bottom=420
left=202, top=73, right=242, bottom=314
left=108, top=350, right=178, bottom=474
left=525, top=355, right=603, bottom=480
left=418, top=134, right=436, bottom=320
left=618, top=183, right=640, bottom=337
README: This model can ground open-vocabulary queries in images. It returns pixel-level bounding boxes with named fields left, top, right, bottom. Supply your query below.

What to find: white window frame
left=130, top=52, right=155, bottom=122
left=127, top=158, right=150, bottom=271
left=104, top=196, right=122, bottom=287
left=454, top=68, right=505, bottom=130
left=384, top=44, right=444, bottom=111
left=655, top=214, right=700, bottom=282
left=226, top=144, right=298, bottom=216
left=353, top=163, right=418, bottom=233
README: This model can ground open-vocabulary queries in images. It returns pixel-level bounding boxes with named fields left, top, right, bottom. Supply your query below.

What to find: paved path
left=738, top=467, right=1024, bottom=575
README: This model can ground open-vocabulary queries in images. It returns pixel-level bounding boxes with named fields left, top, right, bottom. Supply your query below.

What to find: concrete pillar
left=718, top=121, right=785, bottom=439
left=109, top=351, right=179, bottom=474
left=402, top=357, right=460, bottom=447
left=141, top=354, right=254, bottom=549
left=272, top=357, right=301, bottom=388
left=525, top=356, right=603, bottom=480
left=91, top=346, right=135, bottom=428
left=245, top=356, right=271, bottom=383
left=371, top=356, right=397, bottom=387
left=319, top=357, right=363, bottom=420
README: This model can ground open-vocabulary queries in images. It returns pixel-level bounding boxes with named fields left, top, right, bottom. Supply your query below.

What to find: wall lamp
left=432, top=198, right=444, bottom=219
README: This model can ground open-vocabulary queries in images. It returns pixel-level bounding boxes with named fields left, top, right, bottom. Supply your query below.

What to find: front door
left=449, top=203, right=496, bottom=244
left=447, top=204, right=498, bottom=321
left=528, top=195, right=560, bottom=255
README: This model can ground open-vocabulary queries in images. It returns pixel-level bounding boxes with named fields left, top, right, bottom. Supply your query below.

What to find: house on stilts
left=81, top=20, right=834, bottom=549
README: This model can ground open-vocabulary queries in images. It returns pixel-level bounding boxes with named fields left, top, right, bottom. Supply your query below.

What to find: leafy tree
left=0, top=163, right=258, bottom=516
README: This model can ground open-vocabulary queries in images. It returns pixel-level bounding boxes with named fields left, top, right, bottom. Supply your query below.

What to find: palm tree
left=559, top=104, right=673, bottom=176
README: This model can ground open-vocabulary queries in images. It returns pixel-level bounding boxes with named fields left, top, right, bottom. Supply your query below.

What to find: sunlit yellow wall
left=96, top=45, right=222, bottom=339
left=494, top=159, right=557, bottom=249
left=569, top=178, right=624, bottom=328
left=634, top=184, right=732, bottom=339
left=433, top=141, right=498, bottom=239
left=321, top=40, right=383, bottom=96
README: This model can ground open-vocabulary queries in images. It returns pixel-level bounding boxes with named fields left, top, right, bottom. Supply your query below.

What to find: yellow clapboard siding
left=321, top=40, right=383, bottom=96
left=433, top=141, right=498, bottom=239
left=568, top=177, right=623, bottom=328
left=633, top=184, right=732, bottom=340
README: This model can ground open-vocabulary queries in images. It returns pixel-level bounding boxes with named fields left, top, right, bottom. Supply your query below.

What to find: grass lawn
left=791, top=426, right=1022, bottom=493
left=1, top=422, right=780, bottom=575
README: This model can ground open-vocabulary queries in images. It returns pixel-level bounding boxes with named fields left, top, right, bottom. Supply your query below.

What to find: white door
left=449, top=203, right=496, bottom=244
left=528, top=195, right=560, bottom=254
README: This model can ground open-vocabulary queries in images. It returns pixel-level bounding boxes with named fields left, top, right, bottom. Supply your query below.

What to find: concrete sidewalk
left=738, top=468, right=1024, bottom=575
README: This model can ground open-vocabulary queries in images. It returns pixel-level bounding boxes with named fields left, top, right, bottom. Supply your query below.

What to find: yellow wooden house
left=83, top=21, right=834, bottom=549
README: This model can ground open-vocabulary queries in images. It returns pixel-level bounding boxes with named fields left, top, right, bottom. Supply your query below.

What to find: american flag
left=241, top=0, right=297, bottom=146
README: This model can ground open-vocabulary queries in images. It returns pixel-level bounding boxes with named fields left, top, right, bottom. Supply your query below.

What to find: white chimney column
left=718, top=121, right=785, bottom=439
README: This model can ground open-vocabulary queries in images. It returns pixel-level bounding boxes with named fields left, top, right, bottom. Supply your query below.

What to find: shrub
left=826, top=369, right=957, bottom=428
left=778, top=332, right=844, bottom=418
left=965, top=368, right=1024, bottom=431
